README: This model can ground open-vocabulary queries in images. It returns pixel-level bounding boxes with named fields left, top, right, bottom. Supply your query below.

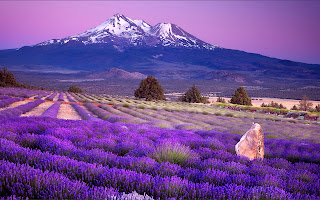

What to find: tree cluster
left=134, top=76, right=166, bottom=101
left=216, top=97, right=226, bottom=103
left=68, top=85, right=83, bottom=93
left=179, top=85, right=208, bottom=103
left=298, top=95, right=313, bottom=111
left=261, top=101, right=286, bottom=109
left=230, top=87, right=252, bottom=106
left=0, top=67, right=18, bottom=87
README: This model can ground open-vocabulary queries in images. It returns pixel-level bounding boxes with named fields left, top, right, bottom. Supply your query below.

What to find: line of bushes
left=214, top=103, right=320, bottom=120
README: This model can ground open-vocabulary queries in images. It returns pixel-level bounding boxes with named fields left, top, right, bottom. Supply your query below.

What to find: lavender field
left=0, top=87, right=320, bottom=199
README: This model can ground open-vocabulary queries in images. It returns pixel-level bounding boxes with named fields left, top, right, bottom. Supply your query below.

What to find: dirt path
left=57, top=104, right=82, bottom=120
left=41, top=93, right=53, bottom=100
left=63, top=93, right=69, bottom=102
left=21, top=101, right=54, bottom=117
left=53, top=93, right=59, bottom=101
left=0, top=99, right=33, bottom=111
left=1, top=95, right=111, bottom=120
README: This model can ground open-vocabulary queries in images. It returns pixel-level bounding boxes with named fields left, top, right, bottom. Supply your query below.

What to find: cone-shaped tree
left=134, top=76, right=166, bottom=101
left=179, top=85, right=207, bottom=103
left=230, top=87, right=252, bottom=106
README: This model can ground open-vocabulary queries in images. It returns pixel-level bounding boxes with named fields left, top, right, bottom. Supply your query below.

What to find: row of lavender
left=0, top=87, right=43, bottom=98
left=1, top=90, right=318, bottom=143
left=0, top=116, right=319, bottom=199
left=79, top=102, right=320, bottom=143
left=0, top=99, right=45, bottom=119
left=0, top=87, right=77, bottom=102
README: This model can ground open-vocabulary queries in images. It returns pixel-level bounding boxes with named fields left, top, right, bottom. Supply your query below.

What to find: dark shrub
left=68, top=85, right=83, bottom=93
left=179, top=85, right=207, bottom=103
left=230, top=87, right=252, bottom=106
left=134, top=76, right=166, bottom=101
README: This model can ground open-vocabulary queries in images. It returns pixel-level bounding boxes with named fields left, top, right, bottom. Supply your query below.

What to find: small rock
left=297, top=116, right=304, bottom=120
left=297, top=111, right=307, bottom=116
left=235, top=123, right=264, bottom=160
left=285, top=111, right=296, bottom=118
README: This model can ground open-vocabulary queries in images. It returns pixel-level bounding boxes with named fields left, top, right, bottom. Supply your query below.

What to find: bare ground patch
left=53, top=93, right=59, bottom=101
left=0, top=99, right=33, bottom=111
left=63, top=93, right=69, bottom=102
left=21, top=101, right=54, bottom=117
left=57, top=104, right=82, bottom=120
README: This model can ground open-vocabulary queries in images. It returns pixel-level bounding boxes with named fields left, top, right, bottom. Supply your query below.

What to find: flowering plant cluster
left=0, top=96, right=24, bottom=108
left=0, top=116, right=319, bottom=199
left=58, top=92, right=64, bottom=101
left=41, top=101, right=61, bottom=118
left=0, top=87, right=42, bottom=98
left=0, top=99, right=44, bottom=119
left=45, top=91, right=58, bottom=101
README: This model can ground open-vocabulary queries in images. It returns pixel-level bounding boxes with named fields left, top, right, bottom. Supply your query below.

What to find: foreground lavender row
left=0, top=117, right=319, bottom=199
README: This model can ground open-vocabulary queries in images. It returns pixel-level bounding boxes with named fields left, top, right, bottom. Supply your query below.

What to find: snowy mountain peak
left=133, top=20, right=152, bottom=32
left=36, top=13, right=217, bottom=50
left=149, top=23, right=174, bottom=38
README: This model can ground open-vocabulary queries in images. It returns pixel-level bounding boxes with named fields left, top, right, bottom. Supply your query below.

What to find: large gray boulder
left=235, top=123, right=264, bottom=160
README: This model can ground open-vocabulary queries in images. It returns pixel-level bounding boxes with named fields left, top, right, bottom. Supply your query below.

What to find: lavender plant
left=45, top=91, right=58, bottom=101
left=41, top=101, right=61, bottom=118
left=58, top=92, right=64, bottom=101
left=71, top=103, right=102, bottom=121
left=66, top=92, right=76, bottom=102
left=0, top=97, right=24, bottom=108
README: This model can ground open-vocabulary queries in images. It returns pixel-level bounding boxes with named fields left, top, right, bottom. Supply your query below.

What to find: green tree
left=134, top=76, right=166, bottom=101
left=299, top=95, right=313, bottom=111
left=68, top=85, right=83, bottom=93
left=179, top=85, right=207, bottom=103
left=230, top=87, right=252, bottom=106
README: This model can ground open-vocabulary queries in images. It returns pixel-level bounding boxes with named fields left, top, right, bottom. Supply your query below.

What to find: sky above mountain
left=0, top=1, right=319, bottom=64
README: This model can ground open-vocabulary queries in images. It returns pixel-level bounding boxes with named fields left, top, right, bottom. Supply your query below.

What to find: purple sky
left=0, top=1, right=319, bottom=64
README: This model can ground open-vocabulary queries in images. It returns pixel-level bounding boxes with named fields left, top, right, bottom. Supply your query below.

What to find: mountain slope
left=88, top=68, right=147, bottom=79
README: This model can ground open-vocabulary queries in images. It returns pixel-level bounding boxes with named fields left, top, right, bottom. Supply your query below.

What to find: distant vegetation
left=67, top=85, right=83, bottom=93
left=179, top=85, right=208, bottom=103
left=0, top=67, right=45, bottom=90
left=230, top=87, right=252, bottom=106
left=315, top=104, right=320, bottom=112
left=261, top=101, right=286, bottom=109
left=216, top=96, right=226, bottom=103
left=134, top=76, right=166, bottom=101
left=298, top=95, right=313, bottom=111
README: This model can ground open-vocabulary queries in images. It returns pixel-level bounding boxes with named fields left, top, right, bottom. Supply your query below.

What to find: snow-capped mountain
left=37, top=13, right=217, bottom=50
left=2, top=13, right=318, bottom=82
